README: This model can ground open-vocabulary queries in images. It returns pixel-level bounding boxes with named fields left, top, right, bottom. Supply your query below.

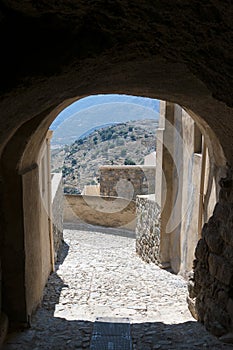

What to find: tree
left=77, top=139, right=83, bottom=145
left=124, top=158, right=136, bottom=165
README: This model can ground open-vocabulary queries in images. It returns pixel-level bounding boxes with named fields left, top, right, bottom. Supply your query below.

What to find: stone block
left=208, top=253, right=233, bottom=285
left=203, top=224, right=223, bottom=255
left=186, top=295, right=198, bottom=320
left=213, top=203, right=230, bottom=222
left=217, top=289, right=229, bottom=307
left=195, top=239, right=208, bottom=261
left=223, top=245, right=233, bottom=262
left=220, top=225, right=233, bottom=247
left=227, top=298, right=233, bottom=323
left=219, top=332, right=233, bottom=344
left=135, top=195, right=160, bottom=264
left=194, top=264, right=211, bottom=288
left=99, top=166, right=156, bottom=200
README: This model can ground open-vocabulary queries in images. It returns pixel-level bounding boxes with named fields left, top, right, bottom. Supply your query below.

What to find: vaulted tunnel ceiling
left=0, top=1, right=232, bottom=162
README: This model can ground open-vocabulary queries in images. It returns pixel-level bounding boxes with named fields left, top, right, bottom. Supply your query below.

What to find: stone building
left=99, top=165, right=156, bottom=200
left=136, top=102, right=216, bottom=276
left=144, top=151, right=156, bottom=166
left=0, top=0, right=233, bottom=342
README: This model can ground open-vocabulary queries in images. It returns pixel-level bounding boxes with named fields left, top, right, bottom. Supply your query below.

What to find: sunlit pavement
left=3, top=224, right=232, bottom=349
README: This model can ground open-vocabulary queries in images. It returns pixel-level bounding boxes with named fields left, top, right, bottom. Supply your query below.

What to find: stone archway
left=0, top=90, right=227, bottom=326
left=0, top=1, right=232, bottom=339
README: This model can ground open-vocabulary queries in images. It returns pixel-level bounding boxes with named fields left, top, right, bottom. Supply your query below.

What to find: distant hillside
left=51, top=95, right=159, bottom=147
left=78, top=122, right=120, bottom=140
left=51, top=119, right=158, bottom=194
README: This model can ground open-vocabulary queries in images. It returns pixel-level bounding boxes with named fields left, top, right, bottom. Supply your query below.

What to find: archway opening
left=0, top=91, right=226, bottom=349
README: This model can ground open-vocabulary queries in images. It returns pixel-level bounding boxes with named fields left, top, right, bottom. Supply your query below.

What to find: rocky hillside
left=51, top=119, right=158, bottom=194
left=51, top=95, right=159, bottom=146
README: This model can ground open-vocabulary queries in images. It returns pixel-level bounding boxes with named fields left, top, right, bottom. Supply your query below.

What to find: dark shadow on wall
left=2, top=240, right=230, bottom=350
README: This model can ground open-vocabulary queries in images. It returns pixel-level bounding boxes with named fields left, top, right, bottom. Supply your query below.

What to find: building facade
left=136, top=102, right=217, bottom=275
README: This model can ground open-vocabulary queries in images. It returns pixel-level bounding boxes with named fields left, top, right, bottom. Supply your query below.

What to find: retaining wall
left=136, top=194, right=161, bottom=263
left=64, top=194, right=136, bottom=231
left=99, top=165, right=156, bottom=200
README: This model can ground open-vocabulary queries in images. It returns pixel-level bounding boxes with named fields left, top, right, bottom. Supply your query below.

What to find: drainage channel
left=90, top=317, right=132, bottom=350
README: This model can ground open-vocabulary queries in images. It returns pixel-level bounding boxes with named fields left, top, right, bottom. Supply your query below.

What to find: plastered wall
left=137, top=102, right=217, bottom=275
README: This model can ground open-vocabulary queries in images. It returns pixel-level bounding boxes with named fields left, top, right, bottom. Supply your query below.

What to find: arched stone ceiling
left=0, top=1, right=232, bottom=162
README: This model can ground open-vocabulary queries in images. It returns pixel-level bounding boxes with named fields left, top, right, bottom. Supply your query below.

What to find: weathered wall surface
left=64, top=194, right=136, bottom=231
left=144, top=152, right=156, bottom=166
left=23, top=131, right=53, bottom=319
left=99, top=165, right=156, bottom=200
left=189, top=169, right=233, bottom=338
left=82, top=184, right=100, bottom=196
left=136, top=194, right=160, bottom=264
left=178, top=110, right=202, bottom=275
left=154, top=102, right=217, bottom=275
left=0, top=0, right=232, bottom=338
left=23, top=166, right=46, bottom=319
left=51, top=173, right=63, bottom=262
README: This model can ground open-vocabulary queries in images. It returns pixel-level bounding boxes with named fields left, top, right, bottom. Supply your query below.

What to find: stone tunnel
left=0, top=0, right=233, bottom=344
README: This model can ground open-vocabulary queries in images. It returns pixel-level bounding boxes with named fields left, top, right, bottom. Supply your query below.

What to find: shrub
left=131, top=135, right=136, bottom=141
left=121, top=149, right=127, bottom=157
left=116, top=139, right=124, bottom=146
left=124, top=158, right=136, bottom=165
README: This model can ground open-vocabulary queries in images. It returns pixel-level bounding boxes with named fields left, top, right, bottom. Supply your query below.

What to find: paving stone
left=2, top=225, right=233, bottom=349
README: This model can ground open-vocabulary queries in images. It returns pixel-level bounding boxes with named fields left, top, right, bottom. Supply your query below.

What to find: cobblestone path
left=3, top=224, right=233, bottom=349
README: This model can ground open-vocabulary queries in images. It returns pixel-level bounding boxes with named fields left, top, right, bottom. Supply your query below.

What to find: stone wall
left=51, top=173, right=64, bottom=262
left=99, top=165, right=156, bottom=200
left=154, top=102, right=217, bottom=274
left=20, top=131, right=54, bottom=320
left=64, top=194, right=136, bottom=231
left=0, top=0, right=232, bottom=328
left=82, top=184, right=100, bottom=196
left=136, top=194, right=161, bottom=264
left=189, top=168, right=233, bottom=339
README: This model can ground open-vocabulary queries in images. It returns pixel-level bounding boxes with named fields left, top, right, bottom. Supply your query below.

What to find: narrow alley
left=3, top=224, right=232, bottom=349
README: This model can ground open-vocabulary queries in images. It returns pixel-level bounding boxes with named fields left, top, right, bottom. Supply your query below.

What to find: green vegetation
left=124, top=158, right=136, bottom=165
left=121, top=149, right=127, bottom=157
left=51, top=119, right=158, bottom=194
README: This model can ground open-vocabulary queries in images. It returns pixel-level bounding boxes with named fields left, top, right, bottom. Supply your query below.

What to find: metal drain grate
left=90, top=317, right=132, bottom=350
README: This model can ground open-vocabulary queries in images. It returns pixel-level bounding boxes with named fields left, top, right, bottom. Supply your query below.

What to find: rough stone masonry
left=189, top=167, right=233, bottom=341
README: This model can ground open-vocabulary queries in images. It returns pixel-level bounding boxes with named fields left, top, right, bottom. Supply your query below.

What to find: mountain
left=50, top=94, right=159, bottom=147
left=51, top=119, right=158, bottom=194
left=77, top=122, right=120, bottom=140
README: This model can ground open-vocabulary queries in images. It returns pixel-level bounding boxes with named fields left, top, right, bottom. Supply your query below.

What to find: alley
left=3, top=224, right=232, bottom=349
